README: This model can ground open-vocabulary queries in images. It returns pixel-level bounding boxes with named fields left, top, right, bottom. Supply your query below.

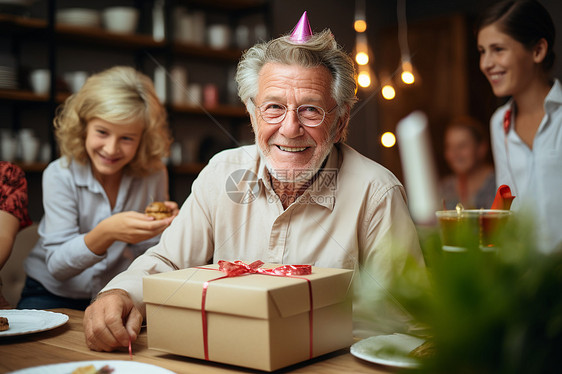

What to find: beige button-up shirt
left=103, top=143, right=424, bottom=335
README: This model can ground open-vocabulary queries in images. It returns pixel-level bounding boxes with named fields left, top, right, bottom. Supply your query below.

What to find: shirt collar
left=70, top=159, right=132, bottom=198
left=71, top=159, right=102, bottom=193
left=545, top=78, right=562, bottom=114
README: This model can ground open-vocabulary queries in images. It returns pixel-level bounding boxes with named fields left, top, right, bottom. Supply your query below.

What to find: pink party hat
left=290, top=11, right=313, bottom=43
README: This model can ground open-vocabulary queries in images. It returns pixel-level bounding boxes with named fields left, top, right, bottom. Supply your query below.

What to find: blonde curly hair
left=54, top=66, right=171, bottom=176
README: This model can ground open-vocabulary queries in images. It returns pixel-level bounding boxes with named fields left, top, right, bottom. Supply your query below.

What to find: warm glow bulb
left=401, top=70, right=415, bottom=84
left=354, top=19, right=367, bottom=33
left=358, top=71, right=371, bottom=88
left=381, top=132, right=396, bottom=148
left=355, top=52, right=369, bottom=65
left=381, top=84, right=396, bottom=100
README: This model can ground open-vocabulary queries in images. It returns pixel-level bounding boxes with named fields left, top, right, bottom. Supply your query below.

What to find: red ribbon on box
left=197, top=260, right=313, bottom=361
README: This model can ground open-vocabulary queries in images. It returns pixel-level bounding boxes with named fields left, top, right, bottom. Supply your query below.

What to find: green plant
left=391, top=215, right=562, bottom=373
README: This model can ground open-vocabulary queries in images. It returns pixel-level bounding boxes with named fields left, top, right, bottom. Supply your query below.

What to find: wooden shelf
left=0, top=14, right=47, bottom=32
left=55, top=24, right=165, bottom=50
left=170, top=162, right=206, bottom=175
left=172, top=42, right=242, bottom=62
left=171, top=103, right=248, bottom=118
left=15, top=162, right=48, bottom=173
left=0, top=89, right=49, bottom=102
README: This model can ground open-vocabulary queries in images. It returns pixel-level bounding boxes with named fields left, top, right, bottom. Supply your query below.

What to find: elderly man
left=84, top=13, right=424, bottom=351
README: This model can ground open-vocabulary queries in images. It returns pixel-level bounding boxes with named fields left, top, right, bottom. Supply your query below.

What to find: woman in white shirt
left=476, top=0, right=561, bottom=252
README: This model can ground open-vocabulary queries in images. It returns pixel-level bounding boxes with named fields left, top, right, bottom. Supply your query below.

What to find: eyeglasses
left=251, top=98, right=338, bottom=128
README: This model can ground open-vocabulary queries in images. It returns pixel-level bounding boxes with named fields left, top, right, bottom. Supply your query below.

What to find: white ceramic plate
left=10, top=360, right=177, bottom=374
left=350, top=333, right=425, bottom=369
left=0, top=309, right=69, bottom=337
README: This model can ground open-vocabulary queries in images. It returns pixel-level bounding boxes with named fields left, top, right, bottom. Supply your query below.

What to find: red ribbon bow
left=217, top=260, right=312, bottom=277
left=199, top=261, right=314, bottom=361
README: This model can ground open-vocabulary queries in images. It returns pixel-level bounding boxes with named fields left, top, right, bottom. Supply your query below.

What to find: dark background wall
left=7, top=0, right=561, bottom=220
left=269, top=0, right=561, bottom=181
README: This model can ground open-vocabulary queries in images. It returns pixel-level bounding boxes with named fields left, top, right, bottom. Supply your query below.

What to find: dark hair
left=475, top=0, right=556, bottom=71
left=445, top=116, right=487, bottom=145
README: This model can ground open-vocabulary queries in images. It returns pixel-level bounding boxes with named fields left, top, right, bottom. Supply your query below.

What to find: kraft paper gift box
left=143, top=262, right=353, bottom=371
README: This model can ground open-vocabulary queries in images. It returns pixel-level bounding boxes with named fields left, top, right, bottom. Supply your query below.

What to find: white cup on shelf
left=154, top=66, right=167, bottom=104
left=30, top=69, right=51, bottom=95
left=207, top=24, right=230, bottom=49
left=170, top=66, right=188, bottom=105
left=170, top=142, right=183, bottom=165
left=235, top=25, right=250, bottom=49
left=191, top=11, right=205, bottom=45
left=20, top=135, right=39, bottom=163
left=102, top=7, right=139, bottom=34
left=186, top=83, right=202, bottom=106
left=40, top=142, right=52, bottom=163
left=1, top=136, right=17, bottom=162
left=64, top=71, right=88, bottom=93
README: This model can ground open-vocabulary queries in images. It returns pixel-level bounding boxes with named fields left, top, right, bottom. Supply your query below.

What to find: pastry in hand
left=145, top=201, right=172, bottom=220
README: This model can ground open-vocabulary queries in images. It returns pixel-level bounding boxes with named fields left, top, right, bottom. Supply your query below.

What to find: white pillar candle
left=396, top=111, right=440, bottom=225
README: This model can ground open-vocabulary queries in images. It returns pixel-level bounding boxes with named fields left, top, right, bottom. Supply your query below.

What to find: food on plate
left=145, top=201, right=172, bottom=220
left=72, top=364, right=114, bottom=374
left=0, top=316, right=8, bottom=331
left=409, top=340, right=436, bottom=358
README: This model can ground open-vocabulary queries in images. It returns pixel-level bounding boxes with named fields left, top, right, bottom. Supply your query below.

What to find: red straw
left=128, top=337, right=133, bottom=359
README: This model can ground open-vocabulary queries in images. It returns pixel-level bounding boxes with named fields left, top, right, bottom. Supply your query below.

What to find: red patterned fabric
left=0, top=161, right=32, bottom=229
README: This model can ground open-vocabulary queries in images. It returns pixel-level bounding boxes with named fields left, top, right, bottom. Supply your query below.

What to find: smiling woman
left=476, top=0, right=561, bottom=253
left=16, top=66, right=179, bottom=311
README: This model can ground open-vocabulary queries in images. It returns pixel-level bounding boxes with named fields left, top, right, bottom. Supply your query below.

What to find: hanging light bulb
left=354, top=19, right=367, bottom=33
left=400, top=60, right=415, bottom=84
left=381, top=84, right=396, bottom=100
left=397, top=0, right=418, bottom=86
left=355, top=33, right=369, bottom=65
left=381, top=132, right=396, bottom=148
left=354, top=0, right=367, bottom=33
left=358, top=71, right=371, bottom=88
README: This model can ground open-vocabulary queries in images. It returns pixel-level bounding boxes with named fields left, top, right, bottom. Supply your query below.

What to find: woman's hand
left=85, top=211, right=173, bottom=256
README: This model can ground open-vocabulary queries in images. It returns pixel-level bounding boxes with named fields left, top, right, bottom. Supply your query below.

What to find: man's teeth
left=278, top=145, right=307, bottom=152
left=490, top=73, right=503, bottom=80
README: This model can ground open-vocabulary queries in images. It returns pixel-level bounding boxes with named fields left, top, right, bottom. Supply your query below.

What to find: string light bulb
left=381, top=84, right=396, bottom=100
left=358, top=71, right=371, bottom=88
left=400, top=60, right=415, bottom=84
left=354, top=0, right=367, bottom=33
left=381, top=132, right=396, bottom=148
left=355, top=33, right=369, bottom=65
left=354, top=19, right=367, bottom=33
left=397, top=0, right=418, bottom=87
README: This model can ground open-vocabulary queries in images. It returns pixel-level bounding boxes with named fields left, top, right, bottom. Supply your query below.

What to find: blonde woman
left=18, top=66, right=178, bottom=310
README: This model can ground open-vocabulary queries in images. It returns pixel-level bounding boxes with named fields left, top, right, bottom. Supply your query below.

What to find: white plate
left=10, top=360, right=177, bottom=374
left=0, top=309, right=69, bottom=337
left=350, top=333, right=425, bottom=369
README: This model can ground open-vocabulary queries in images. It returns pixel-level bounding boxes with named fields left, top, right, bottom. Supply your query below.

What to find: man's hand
left=83, top=289, right=142, bottom=352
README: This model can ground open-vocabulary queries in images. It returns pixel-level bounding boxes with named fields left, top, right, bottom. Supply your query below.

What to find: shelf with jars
left=1, top=0, right=269, bottom=214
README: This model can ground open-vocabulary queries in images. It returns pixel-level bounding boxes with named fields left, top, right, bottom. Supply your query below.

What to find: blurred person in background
left=440, top=116, right=495, bottom=210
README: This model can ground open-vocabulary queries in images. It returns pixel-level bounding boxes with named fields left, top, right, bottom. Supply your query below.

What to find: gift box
left=143, top=261, right=353, bottom=371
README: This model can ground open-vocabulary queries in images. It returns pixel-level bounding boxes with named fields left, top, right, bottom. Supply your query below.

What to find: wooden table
left=1, top=308, right=395, bottom=373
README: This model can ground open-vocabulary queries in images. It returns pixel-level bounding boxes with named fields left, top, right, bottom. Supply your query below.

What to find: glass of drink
left=435, top=209, right=512, bottom=252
